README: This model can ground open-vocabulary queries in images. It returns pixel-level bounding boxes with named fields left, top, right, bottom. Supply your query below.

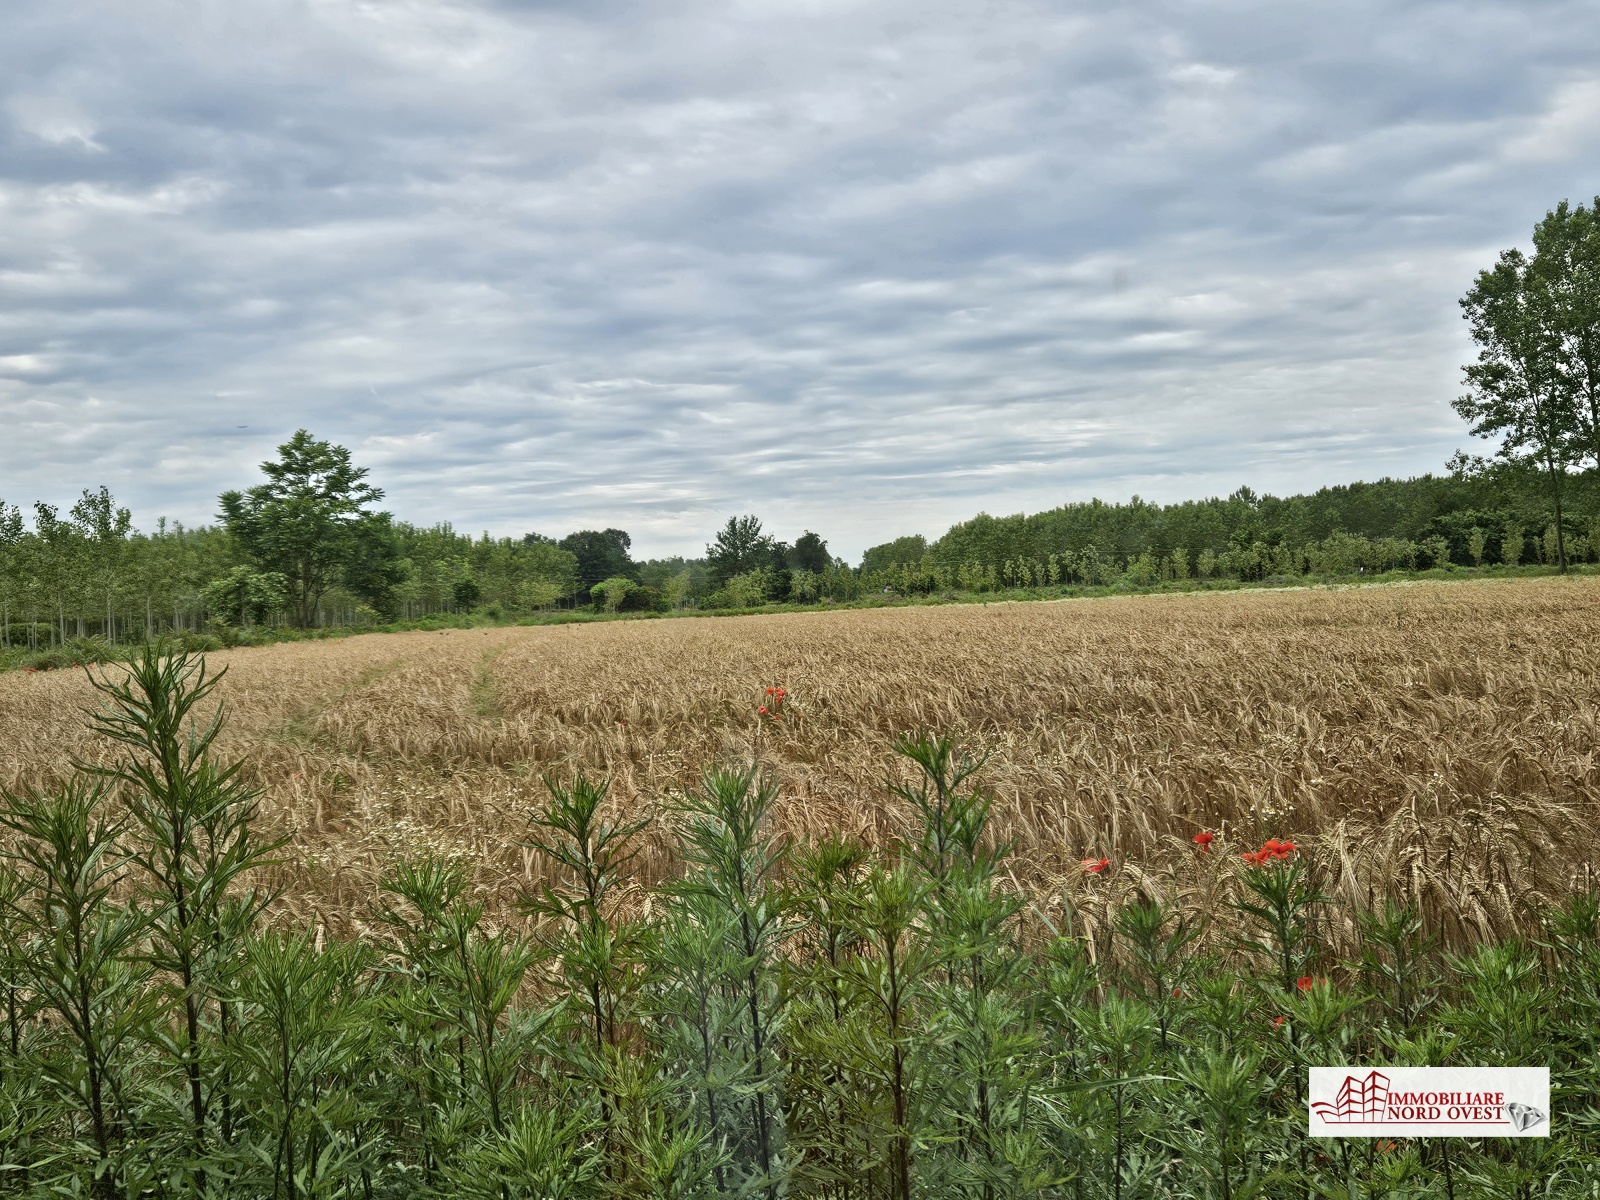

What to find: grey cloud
left=1, top=0, right=1598, bottom=558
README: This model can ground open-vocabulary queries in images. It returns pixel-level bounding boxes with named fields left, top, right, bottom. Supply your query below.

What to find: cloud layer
left=3, top=0, right=1598, bottom=558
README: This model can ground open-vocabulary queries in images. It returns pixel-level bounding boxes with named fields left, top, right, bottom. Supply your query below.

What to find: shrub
left=617, top=584, right=665, bottom=613
left=20, top=638, right=122, bottom=671
left=722, top=570, right=770, bottom=608
left=591, top=576, right=637, bottom=613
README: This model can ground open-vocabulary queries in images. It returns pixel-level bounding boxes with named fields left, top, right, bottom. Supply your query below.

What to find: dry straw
left=2, top=578, right=1594, bottom=950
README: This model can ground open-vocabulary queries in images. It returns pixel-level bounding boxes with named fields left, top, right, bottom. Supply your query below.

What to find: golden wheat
left=2, top=578, right=1596, bottom=949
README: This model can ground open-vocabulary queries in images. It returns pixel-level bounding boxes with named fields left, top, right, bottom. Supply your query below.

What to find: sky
left=3, top=1, right=1599, bottom=561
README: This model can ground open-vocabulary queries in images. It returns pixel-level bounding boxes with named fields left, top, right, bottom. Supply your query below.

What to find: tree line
left=0, top=434, right=865, bottom=651
left=0, top=647, right=1592, bottom=1199
left=0, top=434, right=587, bottom=650
left=855, top=463, right=1600, bottom=596
left=6, top=449, right=1598, bottom=656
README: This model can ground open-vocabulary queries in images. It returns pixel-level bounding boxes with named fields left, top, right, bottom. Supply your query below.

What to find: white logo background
left=1308, top=1067, right=1550, bottom=1138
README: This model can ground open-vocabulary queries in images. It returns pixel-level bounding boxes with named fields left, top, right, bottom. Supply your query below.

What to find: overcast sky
left=3, top=1, right=1598, bottom=559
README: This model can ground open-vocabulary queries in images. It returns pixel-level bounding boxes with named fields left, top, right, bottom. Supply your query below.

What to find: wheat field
left=2, top=577, right=1596, bottom=950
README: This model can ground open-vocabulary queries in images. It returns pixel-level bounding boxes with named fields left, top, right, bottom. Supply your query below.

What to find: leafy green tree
left=0, top=501, right=21, bottom=646
left=69, top=487, right=133, bottom=641
left=590, top=576, right=636, bottom=613
left=453, top=575, right=483, bottom=610
left=788, top=531, right=831, bottom=574
left=860, top=535, right=927, bottom=575
left=1467, top=526, right=1488, bottom=566
left=32, top=502, right=83, bottom=645
left=1536, top=198, right=1600, bottom=471
left=663, top=570, right=693, bottom=610
left=559, top=529, right=635, bottom=593
left=387, top=525, right=576, bottom=619
left=721, top=570, right=770, bottom=608
left=201, top=566, right=288, bottom=627
left=706, top=516, right=777, bottom=585
left=219, top=431, right=392, bottom=626
left=1502, top=520, right=1525, bottom=567
left=1456, top=235, right=1578, bottom=571
left=340, top=512, right=408, bottom=618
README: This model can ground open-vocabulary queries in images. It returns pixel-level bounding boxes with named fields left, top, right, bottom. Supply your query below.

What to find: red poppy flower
left=1296, top=975, right=1315, bottom=991
left=766, top=687, right=776, bottom=695
left=1193, top=831, right=1214, bottom=853
left=1274, top=840, right=1296, bottom=858
left=1082, top=856, right=1110, bottom=874
left=1274, top=1015, right=1287, bottom=1028
left=758, top=706, right=769, bottom=715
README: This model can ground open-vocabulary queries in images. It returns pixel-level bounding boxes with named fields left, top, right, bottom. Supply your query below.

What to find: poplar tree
left=70, top=487, right=133, bottom=641
left=0, top=502, right=21, bottom=647
left=32, top=503, right=81, bottom=645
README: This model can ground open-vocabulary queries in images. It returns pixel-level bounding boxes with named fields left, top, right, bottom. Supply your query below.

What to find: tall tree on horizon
left=0, top=501, right=21, bottom=648
left=707, top=515, right=777, bottom=585
left=32, top=502, right=82, bottom=644
left=788, top=530, right=831, bottom=574
left=1455, top=217, right=1580, bottom=572
left=219, top=431, right=393, bottom=626
left=557, top=528, right=635, bottom=593
left=71, top=487, right=133, bottom=641
left=1536, top=197, right=1600, bottom=474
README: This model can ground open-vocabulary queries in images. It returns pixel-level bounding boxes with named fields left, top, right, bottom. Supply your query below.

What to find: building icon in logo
left=1312, top=1071, right=1390, bottom=1122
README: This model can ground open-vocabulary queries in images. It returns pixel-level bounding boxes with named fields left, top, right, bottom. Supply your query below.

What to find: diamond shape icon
left=1507, top=1102, right=1546, bottom=1133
